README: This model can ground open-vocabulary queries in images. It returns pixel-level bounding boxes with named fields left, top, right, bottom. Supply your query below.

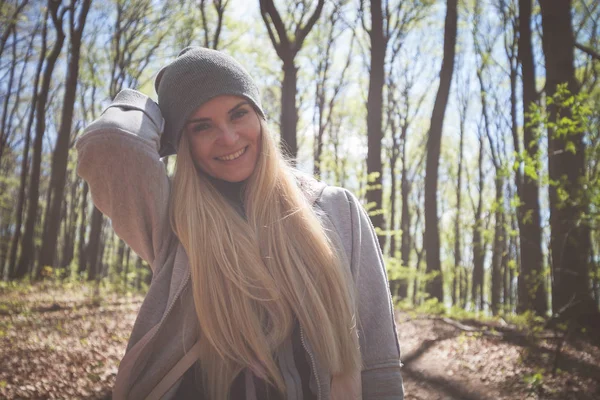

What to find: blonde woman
left=76, top=47, right=403, bottom=400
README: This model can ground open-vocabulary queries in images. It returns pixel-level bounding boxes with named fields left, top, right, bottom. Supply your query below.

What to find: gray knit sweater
left=75, top=89, right=404, bottom=400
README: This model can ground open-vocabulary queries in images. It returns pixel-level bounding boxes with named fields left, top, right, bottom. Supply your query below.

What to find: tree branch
left=294, top=0, right=325, bottom=53
left=575, top=42, right=600, bottom=61
left=259, top=0, right=290, bottom=58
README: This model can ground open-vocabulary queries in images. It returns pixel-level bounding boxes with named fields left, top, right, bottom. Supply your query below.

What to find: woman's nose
left=217, top=124, right=239, bottom=145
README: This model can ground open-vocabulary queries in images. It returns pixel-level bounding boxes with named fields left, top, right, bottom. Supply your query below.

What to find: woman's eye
left=231, top=109, right=248, bottom=120
left=190, top=123, right=210, bottom=133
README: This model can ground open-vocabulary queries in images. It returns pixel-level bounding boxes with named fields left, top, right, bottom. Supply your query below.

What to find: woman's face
left=184, top=95, right=261, bottom=183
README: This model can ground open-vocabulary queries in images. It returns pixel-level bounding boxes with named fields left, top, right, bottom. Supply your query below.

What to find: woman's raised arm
left=76, top=89, right=173, bottom=272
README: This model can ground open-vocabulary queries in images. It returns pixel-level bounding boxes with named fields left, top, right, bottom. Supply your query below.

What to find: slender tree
left=6, top=15, right=46, bottom=280
left=388, top=57, right=427, bottom=299
left=453, top=59, right=469, bottom=308
left=382, top=0, right=433, bottom=255
left=0, top=0, right=29, bottom=59
left=473, top=6, right=505, bottom=315
left=424, top=0, right=458, bottom=302
left=311, top=3, right=353, bottom=178
left=0, top=29, right=18, bottom=165
left=39, top=0, right=91, bottom=271
left=362, top=0, right=386, bottom=247
left=14, top=1, right=65, bottom=279
left=471, top=127, right=486, bottom=311
left=85, top=0, right=172, bottom=280
left=260, top=0, right=325, bottom=159
left=199, top=0, right=228, bottom=49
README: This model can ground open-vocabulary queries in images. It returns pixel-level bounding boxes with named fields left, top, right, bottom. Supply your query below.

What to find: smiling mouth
left=216, top=146, right=247, bottom=161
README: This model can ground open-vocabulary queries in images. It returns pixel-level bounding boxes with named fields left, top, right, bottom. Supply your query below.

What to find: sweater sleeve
left=75, top=89, right=173, bottom=272
left=318, top=186, right=404, bottom=399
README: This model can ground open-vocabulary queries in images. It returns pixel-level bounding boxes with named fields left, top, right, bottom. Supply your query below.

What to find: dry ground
left=1, top=283, right=599, bottom=399
left=398, top=312, right=600, bottom=400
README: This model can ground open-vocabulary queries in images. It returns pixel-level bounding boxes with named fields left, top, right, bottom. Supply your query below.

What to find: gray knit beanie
left=155, top=46, right=264, bottom=157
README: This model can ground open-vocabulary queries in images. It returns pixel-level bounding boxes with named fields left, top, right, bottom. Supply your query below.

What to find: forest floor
left=1, top=282, right=599, bottom=399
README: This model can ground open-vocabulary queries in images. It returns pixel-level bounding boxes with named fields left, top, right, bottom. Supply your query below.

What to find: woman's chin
left=212, top=167, right=254, bottom=183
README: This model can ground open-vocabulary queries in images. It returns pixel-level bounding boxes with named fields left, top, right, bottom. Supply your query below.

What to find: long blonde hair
left=170, top=116, right=361, bottom=399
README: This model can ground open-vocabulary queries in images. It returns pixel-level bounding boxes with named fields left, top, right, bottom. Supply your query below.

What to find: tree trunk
left=491, top=176, right=504, bottom=315
left=39, top=0, right=91, bottom=269
left=280, top=59, right=298, bottom=158
left=424, top=0, right=458, bottom=303
left=14, top=3, right=65, bottom=280
left=501, top=212, right=510, bottom=311
left=0, top=0, right=29, bottom=59
left=472, top=133, right=485, bottom=311
left=86, top=207, right=103, bottom=281
left=115, top=239, right=125, bottom=277
left=413, top=229, right=425, bottom=306
left=517, top=0, right=547, bottom=316
left=453, top=93, right=466, bottom=307
left=0, top=214, right=10, bottom=279
left=77, top=181, right=88, bottom=274
left=399, top=135, right=411, bottom=300
left=61, top=176, right=78, bottom=271
left=388, top=147, right=401, bottom=297
left=388, top=155, right=398, bottom=259
left=199, top=0, right=227, bottom=49
left=540, top=0, right=593, bottom=317
left=259, top=0, right=325, bottom=160
left=312, top=8, right=351, bottom=179
left=366, top=0, right=386, bottom=249
left=7, top=15, right=46, bottom=280
left=123, top=246, right=131, bottom=290
left=0, top=29, right=18, bottom=165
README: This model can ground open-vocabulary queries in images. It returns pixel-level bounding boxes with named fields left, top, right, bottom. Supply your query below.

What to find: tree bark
left=453, top=96, right=465, bottom=308
left=0, top=0, right=29, bottom=59
left=199, top=0, right=227, bottom=49
left=280, top=60, right=298, bottom=158
left=77, top=181, right=88, bottom=274
left=39, top=0, right=91, bottom=270
left=259, top=0, right=325, bottom=160
left=365, top=0, right=386, bottom=249
left=14, top=2, right=65, bottom=280
left=399, top=138, right=411, bottom=300
left=424, top=0, right=458, bottom=303
left=540, top=0, right=594, bottom=316
left=472, top=132, right=485, bottom=311
left=7, top=16, right=45, bottom=280
left=491, top=176, right=504, bottom=315
left=0, top=29, right=18, bottom=165
left=312, top=7, right=351, bottom=178
left=517, top=0, right=547, bottom=316
left=61, top=175, right=79, bottom=271
left=86, top=207, right=103, bottom=281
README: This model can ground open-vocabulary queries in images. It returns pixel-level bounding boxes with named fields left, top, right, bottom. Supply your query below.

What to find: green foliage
left=385, top=257, right=415, bottom=281
left=523, top=369, right=545, bottom=393
left=506, top=310, right=546, bottom=334
left=447, top=305, right=479, bottom=320
left=0, top=172, right=18, bottom=212
left=415, top=297, right=446, bottom=315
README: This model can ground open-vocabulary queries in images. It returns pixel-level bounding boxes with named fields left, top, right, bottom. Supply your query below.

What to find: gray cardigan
left=76, top=89, right=404, bottom=399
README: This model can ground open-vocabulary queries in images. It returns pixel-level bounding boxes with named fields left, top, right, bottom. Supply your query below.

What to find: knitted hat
left=155, top=47, right=264, bottom=157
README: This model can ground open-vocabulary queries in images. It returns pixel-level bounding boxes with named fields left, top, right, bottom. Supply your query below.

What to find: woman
left=76, top=47, right=403, bottom=400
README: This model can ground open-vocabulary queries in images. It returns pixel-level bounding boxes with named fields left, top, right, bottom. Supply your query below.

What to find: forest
left=1, top=0, right=600, bottom=398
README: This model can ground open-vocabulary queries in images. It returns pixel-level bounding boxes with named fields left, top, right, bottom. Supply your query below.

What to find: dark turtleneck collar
left=207, top=175, right=246, bottom=216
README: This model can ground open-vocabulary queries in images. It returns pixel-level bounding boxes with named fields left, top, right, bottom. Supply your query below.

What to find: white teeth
left=217, top=147, right=246, bottom=161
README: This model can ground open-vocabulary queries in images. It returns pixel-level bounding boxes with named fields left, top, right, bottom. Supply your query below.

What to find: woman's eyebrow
left=228, top=101, right=249, bottom=114
left=186, top=117, right=210, bottom=125
left=186, top=101, right=249, bottom=125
